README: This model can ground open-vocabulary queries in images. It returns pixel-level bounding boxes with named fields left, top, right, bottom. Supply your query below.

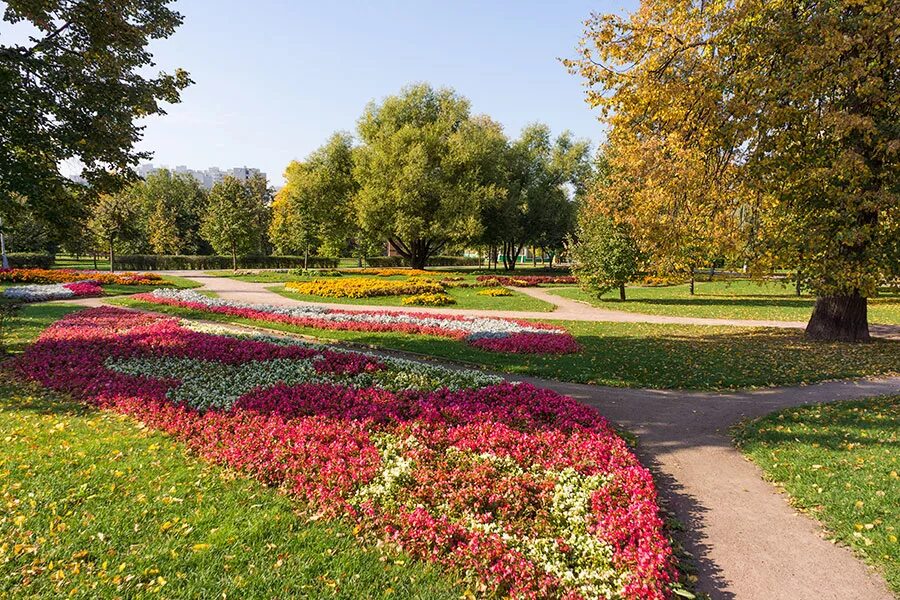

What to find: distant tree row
left=271, top=84, right=593, bottom=270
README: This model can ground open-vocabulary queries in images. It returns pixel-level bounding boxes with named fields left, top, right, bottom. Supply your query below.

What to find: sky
left=6, top=0, right=637, bottom=185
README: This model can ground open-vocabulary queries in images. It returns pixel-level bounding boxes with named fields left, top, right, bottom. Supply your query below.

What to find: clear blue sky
left=10, top=0, right=637, bottom=185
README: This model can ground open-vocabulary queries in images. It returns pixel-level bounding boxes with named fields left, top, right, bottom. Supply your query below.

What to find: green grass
left=112, top=298, right=900, bottom=390
left=0, top=302, right=462, bottom=599
left=552, top=281, right=900, bottom=325
left=272, top=284, right=554, bottom=312
left=734, top=397, right=900, bottom=594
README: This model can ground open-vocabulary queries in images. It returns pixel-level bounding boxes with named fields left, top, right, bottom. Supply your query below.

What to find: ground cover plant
left=13, top=307, right=676, bottom=599
left=734, top=397, right=900, bottom=594
left=135, top=289, right=578, bottom=354
left=477, top=275, right=577, bottom=287
left=0, top=268, right=163, bottom=286
left=115, top=295, right=900, bottom=390
left=0, top=376, right=462, bottom=599
left=285, top=277, right=444, bottom=299
left=553, top=281, right=900, bottom=325
left=401, top=293, right=456, bottom=306
left=2, top=281, right=103, bottom=302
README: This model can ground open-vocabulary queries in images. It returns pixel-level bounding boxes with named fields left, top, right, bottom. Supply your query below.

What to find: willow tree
left=567, top=0, right=899, bottom=340
left=353, top=84, right=486, bottom=269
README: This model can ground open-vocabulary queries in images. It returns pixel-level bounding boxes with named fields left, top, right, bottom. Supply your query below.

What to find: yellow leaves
left=191, top=543, right=211, bottom=552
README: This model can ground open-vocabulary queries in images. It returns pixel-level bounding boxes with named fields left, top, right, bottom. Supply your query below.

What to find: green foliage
left=734, top=397, right=900, bottom=594
left=0, top=0, right=191, bottom=213
left=88, top=193, right=140, bottom=270
left=571, top=211, right=641, bottom=298
left=201, top=177, right=266, bottom=268
left=130, top=169, right=208, bottom=254
left=354, top=84, right=492, bottom=269
left=270, top=133, right=357, bottom=260
left=566, top=0, right=899, bottom=310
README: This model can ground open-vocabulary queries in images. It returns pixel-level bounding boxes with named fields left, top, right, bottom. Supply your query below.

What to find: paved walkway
left=76, top=279, right=899, bottom=599
left=162, top=272, right=900, bottom=339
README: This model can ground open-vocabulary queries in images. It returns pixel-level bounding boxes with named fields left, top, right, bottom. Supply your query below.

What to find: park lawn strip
left=0, top=303, right=462, bottom=599
left=0, top=376, right=462, bottom=599
left=552, top=282, right=900, bottom=325
left=112, top=297, right=900, bottom=390
left=0, top=275, right=200, bottom=300
left=733, top=397, right=900, bottom=595
left=271, top=284, right=555, bottom=312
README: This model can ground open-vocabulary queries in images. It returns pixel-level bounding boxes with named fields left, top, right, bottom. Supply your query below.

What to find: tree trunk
left=689, top=275, right=695, bottom=295
left=806, top=292, right=870, bottom=342
left=619, top=282, right=626, bottom=301
left=231, top=243, right=237, bottom=271
left=92, top=253, right=98, bottom=270
left=108, top=238, right=115, bottom=273
left=304, top=243, right=309, bottom=270
left=532, top=246, right=537, bottom=267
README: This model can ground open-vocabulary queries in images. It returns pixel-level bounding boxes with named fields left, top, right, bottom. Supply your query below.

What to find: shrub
left=285, top=277, right=445, bottom=299
left=476, top=275, right=577, bottom=287
left=6, top=252, right=54, bottom=269
left=401, top=293, right=456, bottom=306
left=112, top=255, right=339, bottom=271
left=364, top=256, right=480, bottom=268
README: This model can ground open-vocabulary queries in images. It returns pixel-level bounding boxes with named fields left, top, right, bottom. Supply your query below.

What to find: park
left=0, top=1, right=897, bottom=599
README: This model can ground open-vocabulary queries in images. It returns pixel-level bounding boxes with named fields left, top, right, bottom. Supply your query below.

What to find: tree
left=88, top=193, right=138, bottom=272
left=1, top=0, right=191, bottom=216
left=354, top=84, right=487, bottom=269
left=496, top=125, right=591, bottom=270
left=270, top=133, right=357, bottom=265
left=571, top=210, right=641, bottom=300
left=201, top=176, right=262, bottom=270
left=244, top=172, right=273, bottom=256
left=567, top=0, right=898, bottom=340
left=131, top=169, right=207, bottom=254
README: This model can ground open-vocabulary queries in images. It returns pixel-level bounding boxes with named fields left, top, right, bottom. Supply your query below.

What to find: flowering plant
left=477, top=275, right=577, bottom=287
left=477, top=287, right=513, bottom=297
left=400, top=293, right=456, bottom=306
left=0, top=268, right=162, bottom=286
left=2, top=280, right=103, bottom=302
left=286, top=277, right=444, bottom=298
left=344, top=268, right=431, bottom=277
left=136, top=289, right=579, bottom=354
left=16, top=308, right=675, bottom=599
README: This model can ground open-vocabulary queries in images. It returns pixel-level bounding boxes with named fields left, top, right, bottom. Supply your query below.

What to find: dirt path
left=163, top=272, right=900, bottom=340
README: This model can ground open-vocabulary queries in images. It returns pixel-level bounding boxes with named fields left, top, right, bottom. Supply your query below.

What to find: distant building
left=131, top=164, right=267, bottom=189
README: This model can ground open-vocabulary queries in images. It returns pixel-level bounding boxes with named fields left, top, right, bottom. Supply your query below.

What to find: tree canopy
left=0, top=0, right=191, bottom=217
left=354, top=84, right=489, bottom=269
left=201, top=176, right=266, bottom=270
left=566, top=0, right=899, bottom=340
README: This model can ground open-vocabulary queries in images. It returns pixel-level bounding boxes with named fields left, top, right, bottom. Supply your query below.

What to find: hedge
left=364, top=255, right=481, bottom=268
left=112, top=255, right=339, bottom=271
left=6, top=253, right=55, bottom=269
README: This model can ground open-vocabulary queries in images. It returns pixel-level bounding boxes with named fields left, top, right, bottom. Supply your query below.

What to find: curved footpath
left=161, top=272, right=900, bottom=339
left=62, top=273, right=900, bottom=598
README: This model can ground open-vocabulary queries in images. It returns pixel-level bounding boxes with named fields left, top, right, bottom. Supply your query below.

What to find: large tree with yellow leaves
left=567, top=0, right=899, bottom=341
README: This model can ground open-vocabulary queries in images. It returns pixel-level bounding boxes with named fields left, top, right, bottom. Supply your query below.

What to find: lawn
left=552, top=280, right=900, bottom=325
left=113, top=297, right=900, bottom=390
left=734, top=397, right=900, bottom=595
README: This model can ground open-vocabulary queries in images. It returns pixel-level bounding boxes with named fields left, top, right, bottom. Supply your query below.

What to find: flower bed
left=16, top=308, right=674, bottom=599
left=2, top=280, right=103, bottom=302
left=286, top=277, right=445, bottom=298
left=401, top=292, right=456, bottom=306
left=0, top=268, right=162, bottom=286
left=344, top=268, right=431, bottom=277
left=478, top=287, right=514, bottom=297
left=135, top=289, right=579, bottom=354
left=477, top=275, right=578, bottom=287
